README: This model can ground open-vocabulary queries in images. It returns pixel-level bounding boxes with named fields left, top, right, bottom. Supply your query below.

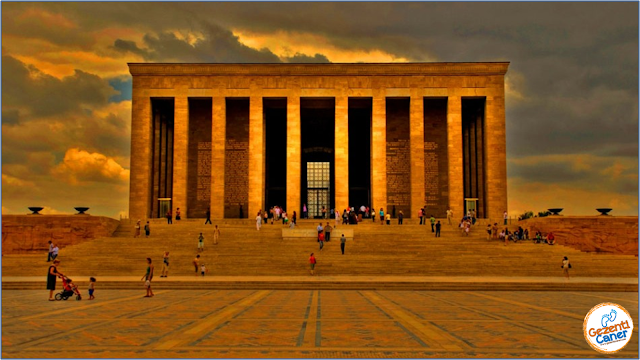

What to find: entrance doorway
left=465, top=198, right=478, bottom=216
left=301, top=98, right=335, bottom=215
left=307, top=162, right=331, bottom=218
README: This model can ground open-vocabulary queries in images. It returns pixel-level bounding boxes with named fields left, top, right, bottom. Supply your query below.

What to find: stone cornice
left=128, top=63, right=509, bottom=76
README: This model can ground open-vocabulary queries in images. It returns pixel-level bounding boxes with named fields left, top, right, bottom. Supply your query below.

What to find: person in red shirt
left=309, top=253, right=317, bottom=276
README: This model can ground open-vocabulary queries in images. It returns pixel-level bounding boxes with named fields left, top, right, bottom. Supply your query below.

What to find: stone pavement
left=2, top=290, right=638, bottom=358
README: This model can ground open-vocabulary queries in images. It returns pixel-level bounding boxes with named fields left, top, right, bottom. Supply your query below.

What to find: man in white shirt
left=51, top=244, right=59, bottom=261
left=503, top=211, right=508, bottom=225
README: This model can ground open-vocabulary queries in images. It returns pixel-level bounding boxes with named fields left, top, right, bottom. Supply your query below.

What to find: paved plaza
left=2, top=289, right=637, bottom=358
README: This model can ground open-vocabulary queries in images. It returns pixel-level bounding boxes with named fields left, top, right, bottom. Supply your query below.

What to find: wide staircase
left=3, top=218, right=637, bottom=286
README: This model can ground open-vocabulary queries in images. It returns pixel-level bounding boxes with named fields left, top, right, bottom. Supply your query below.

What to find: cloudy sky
left=2, top=2, right=638, bottom=218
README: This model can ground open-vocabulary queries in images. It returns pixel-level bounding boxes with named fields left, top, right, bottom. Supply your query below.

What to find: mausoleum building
left=128, top=63, right=508, bottom=221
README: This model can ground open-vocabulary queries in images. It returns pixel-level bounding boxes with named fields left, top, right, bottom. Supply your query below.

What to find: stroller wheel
left=54, top=293, right=62, bottom=301
left=62, top=296, right=69, bottom=300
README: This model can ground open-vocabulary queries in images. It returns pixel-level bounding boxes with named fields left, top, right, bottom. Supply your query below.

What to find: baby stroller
left=55, top=277, right=82, bottom=301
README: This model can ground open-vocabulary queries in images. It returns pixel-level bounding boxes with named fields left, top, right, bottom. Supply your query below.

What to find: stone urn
left=547, top=208, right=563, bottom=215
left=28, top=207, right=44, bottom=215
left=596, top=208, right=612, bottom=216
left=74, top=207, right=90, bottom=215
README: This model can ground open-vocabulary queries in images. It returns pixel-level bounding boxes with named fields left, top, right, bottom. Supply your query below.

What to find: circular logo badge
left=584, top=302, right=634, bottom=354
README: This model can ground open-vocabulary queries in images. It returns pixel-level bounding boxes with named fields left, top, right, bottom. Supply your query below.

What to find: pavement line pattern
left=464, top=291, right=584, bottom=320
left=359, top=290, right=469, bottom=351
left=154, top=290, right=271, bottom=350
left=569, top=292, right=639, bottom=305
left=300, top=289, right=318, bottom=346
left=5, top=290, right=171, bottom=323
left=295, top=290, right=314, bottom=346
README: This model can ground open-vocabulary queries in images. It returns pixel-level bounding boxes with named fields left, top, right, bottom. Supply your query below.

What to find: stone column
left=129, top=86, right=151, bottom=222
left=211, top=96, right=226, bottom=218
left=248, top=96, right=264, bottom=217
left=485, top=94, right=508, bottom=220
left=173, top=95, right=189, bottom=218
left=410, top=90, right=425, bottom=217
left=286, top=91, right=301, bottom=216
left=334, top=89, right=349, bottom=210
left=447, top=96, right=463, bottom=219
left=371, top=90, right=387, bottom=214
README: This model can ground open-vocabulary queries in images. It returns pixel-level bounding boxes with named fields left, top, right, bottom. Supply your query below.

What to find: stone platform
left=2, top=289, right=637, bottom=358
left=2, top=275, right=637, bottom=292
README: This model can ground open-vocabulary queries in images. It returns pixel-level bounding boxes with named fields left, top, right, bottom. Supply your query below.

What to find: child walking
left=88, top=277, right=96, bottom=300
left=198, top=233, right=204, bottom=252
left=200, top=263, right=207, bottom=277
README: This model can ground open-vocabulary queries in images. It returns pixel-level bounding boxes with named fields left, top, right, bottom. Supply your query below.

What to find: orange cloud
left=52, top=148, right=129, bottom=185
left=232, top=29, right=414, bottom=63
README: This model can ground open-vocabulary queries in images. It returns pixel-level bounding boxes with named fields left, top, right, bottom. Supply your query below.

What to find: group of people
left=256, top=208, right=297, bottom=230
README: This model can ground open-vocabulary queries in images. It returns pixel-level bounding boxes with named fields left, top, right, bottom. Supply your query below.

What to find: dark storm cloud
left=113, top=22, right=283, bottom=63
left=284, top=53, right=330, bottom=63
left=2, top=109, right=20, bottom=126
left=2, top=55, right=116, bottom=118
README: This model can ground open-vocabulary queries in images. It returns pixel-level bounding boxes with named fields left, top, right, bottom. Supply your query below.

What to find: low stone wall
left=518, top=216, right=638, bottom=255
left=1, top=215, right=120, bottom=254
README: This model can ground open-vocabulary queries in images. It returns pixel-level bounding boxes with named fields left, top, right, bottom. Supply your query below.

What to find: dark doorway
left=187, top=98, right=212, bottom=218
left=224, top=98, right=250, bottom=218
left=348, top=98, right=372, bottom=209
left=264, top=98, right=287, bottom=211
left=150, top=98, right=174, bottom=218
left=462, top=98, right=486, bottom=218
left=386, top=98, right=411, bottom=216
left=301, top=98, right=335, bottom=218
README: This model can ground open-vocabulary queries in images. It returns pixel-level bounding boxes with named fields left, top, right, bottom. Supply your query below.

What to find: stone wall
left=518, top=216, right=638, bottom=255
left=187, top=99, right=212, bottom=218
left=224, top=99, right=250, bottom=218
left=1, top=215, right=120, bottom=254
left=386, top=98, right=411, bottom=216
left=424, top=98, right=449, bottom=217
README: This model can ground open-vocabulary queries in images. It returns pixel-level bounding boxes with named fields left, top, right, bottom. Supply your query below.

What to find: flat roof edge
left=128, top=62, right=510, bottom=76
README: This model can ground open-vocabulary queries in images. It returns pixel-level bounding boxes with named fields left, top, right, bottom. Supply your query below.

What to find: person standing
left=175, top=207, right=181, bottom=221
left=309, top=253, right=316, bottom=275
left=385, top=213, right=391, bottom=225
left=166, top=210, right=172, bottom=224
left=134, top=220, right=141, bottom=238
left=335, top=210, right=340, bottom=227
left=292, top=211, right=297, bottom=225
left=446, top=209, right=452, bottom=225
left=471, top=210, right=476, bottom=225
left=435, top=221, right=441, bottom=237
left=193, top=254, right=201, bottom=274
left=561, top=256, right=571, bottom=280
left=486, top=224, right=492, bottom=240
left=142, top=258, right=154, bottom=297
left=303, top=203, right=308, bottom=219
left=198, top=233, right=204, bottom=252
left=398, top=211, right=404, bottom=225
left=256, top=212, right=262, bottom=231
left=379, top=208, right=384, bottom=225
left=239, top=204, right=244, bottom=219
left=213, top=225, right=220, bottom=245
left=418, top=208, right=424, bottom=225
left=205, top=207, right=212, bottom=224
left=503, top=210, right=508, bottom=225
left=318, top=232, right=324, bottom=251
left=340, top=234, right=346, bottom=255
left=144, top=221, right=150, bottom=238
left=47, top=241, right=54, bottom=262
left=491, top=223, right=499, bottom=239
left=161, top=251, right=170, bottom=277
left=47, top=259, right=64, bottom=301
left=430, top=215, right=436, bottom=232
left=317, top=223, right=324, bottom=241
left=324, top=222, right=332, bottom=242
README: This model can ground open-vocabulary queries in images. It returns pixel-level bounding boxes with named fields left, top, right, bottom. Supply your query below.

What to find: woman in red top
left=309, top=253, right=316, bottom=276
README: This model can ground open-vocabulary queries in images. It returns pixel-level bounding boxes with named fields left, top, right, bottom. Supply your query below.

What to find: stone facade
left=128, top=63, right=509, bottom=221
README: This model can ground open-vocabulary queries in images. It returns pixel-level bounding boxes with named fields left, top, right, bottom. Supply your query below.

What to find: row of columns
left=130, top=91, right=506, bottom=221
